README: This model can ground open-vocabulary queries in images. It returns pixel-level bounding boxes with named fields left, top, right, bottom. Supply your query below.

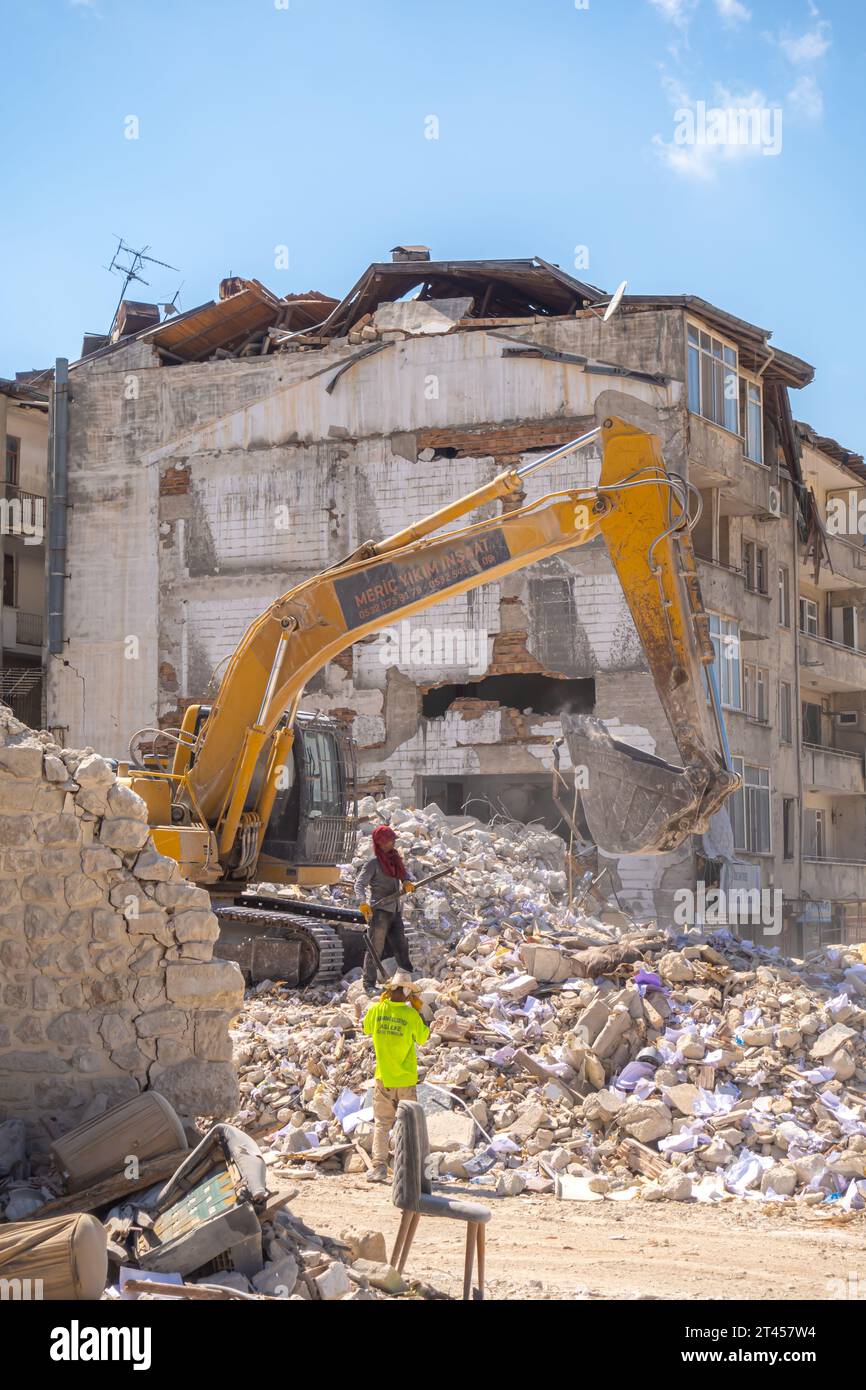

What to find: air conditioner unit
left=766, top=486, right=782, bottom=518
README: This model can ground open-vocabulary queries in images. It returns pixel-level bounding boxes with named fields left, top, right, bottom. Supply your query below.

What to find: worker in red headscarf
left=354, top=824, right=415, bottom=993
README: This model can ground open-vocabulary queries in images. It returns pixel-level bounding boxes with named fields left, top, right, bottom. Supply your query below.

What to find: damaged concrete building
left=0, top=375, right=49, bottom=728
left=44, top=247, right=866, bottom=949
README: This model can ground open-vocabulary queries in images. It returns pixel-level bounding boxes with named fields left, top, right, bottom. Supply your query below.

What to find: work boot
left=365, top=1165, right=388, bottom=1184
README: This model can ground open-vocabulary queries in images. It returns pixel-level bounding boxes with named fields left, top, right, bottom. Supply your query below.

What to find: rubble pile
left=0, top=704, right=241, bottom=1153
left=241, top=798, right=866, bottom=1209
left=267, top=793, right=586, bottom=977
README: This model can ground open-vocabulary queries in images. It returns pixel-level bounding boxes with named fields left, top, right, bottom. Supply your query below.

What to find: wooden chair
left=389, top=1100, right=491, bottom=1300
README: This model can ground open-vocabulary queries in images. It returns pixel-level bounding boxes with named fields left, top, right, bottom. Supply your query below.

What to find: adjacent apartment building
left=44, top=249, right=866, bottom=952
left=0, top=376, right=48, bottom=728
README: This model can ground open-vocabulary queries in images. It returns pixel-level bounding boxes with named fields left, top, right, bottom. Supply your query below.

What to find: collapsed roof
left=70, top=250, right=813, bottom=402
left=306, top=256, right=608, bottom=340
left=795, top=420, right=865, bottom=483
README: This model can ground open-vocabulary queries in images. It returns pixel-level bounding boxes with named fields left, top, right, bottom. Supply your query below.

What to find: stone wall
left=0, top=705, right=241, bottom=1147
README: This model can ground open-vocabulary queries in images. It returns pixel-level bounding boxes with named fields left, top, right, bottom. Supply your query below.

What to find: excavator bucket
left=561, top=714, right=707, bottom=856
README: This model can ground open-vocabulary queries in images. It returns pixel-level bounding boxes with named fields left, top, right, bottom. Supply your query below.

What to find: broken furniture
left=131, top=1123, right=269, bottom=1279
left=52, top=1092, right=189, bottom=1193
left=0, top=1212, right=107, bottom=1300
left=389, top=1100, right=491, bottom=1301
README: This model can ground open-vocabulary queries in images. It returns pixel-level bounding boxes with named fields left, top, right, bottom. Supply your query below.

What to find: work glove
left=408, top=994, right=424, bottom=1012
left=402, top=881, right=415, bottom=894
left=359, top=902, right=372, bottom=922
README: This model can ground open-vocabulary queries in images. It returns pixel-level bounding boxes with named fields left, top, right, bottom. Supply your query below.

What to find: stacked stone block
left=0, top=705, right=241, bottom=1146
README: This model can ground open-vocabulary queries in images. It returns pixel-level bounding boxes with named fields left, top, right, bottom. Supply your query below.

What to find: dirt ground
left=286, top=1173, right=866, bottom=1301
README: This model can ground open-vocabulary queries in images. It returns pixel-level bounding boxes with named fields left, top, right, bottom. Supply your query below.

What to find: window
left=744, top=381, right=764, bottom=464
left=730, top=757, right=771, bottom=853
left=2, top=553, right=15, bottom=607
left=838, top=711, right=859, bottom=727
left=687, top=323, right=739, bottom=433
left=5, top=436, right=20, bottom=487
left=743, top=663, right=768, bottom=722
left=743, top=541, right=768, bottom=594
left=802, top=701, right=822, bottom=746
left=783, top=798, right=796, bottom=861
left=799, top=597, right=819, bottom=636
left=778, top=566, right=790, bottom=627
left=779, top=681, right=792, bottom=743
left=708, top=614, right=741, bottom=709
left=805, top=807, right=826, bottom=859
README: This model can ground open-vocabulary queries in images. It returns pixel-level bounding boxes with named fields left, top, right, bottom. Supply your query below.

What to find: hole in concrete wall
left=421, top=674, right=595, bottom=720
left=420, top=772, right=565, bottom=836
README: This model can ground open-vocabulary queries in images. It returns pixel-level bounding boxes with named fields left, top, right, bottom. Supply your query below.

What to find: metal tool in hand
left=368, top=862, right=457, bottom=912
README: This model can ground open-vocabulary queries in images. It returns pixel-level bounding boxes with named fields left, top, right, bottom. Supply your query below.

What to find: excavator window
left=302, top=728, right=341, bottom=818
left=260, top=716, right=357, bottom=866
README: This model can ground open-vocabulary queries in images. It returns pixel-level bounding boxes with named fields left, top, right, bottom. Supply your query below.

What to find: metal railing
left=799, top=627, right=865, bottom=656
left=15, top=611, right=43, bottom=646
left=0, top=484, right=46, bottom=538
left=802, top=740, right=864, bottom=762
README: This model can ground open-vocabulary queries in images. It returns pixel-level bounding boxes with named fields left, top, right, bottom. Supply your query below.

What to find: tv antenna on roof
left=104, top=236, right=179, bottom=333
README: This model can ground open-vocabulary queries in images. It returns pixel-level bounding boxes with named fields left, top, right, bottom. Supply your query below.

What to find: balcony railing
left=801, top=742, right=866, bottom=795
left=0, top=485, right=46, bottom=540
left=802, top=740, right=863, bottom=760
left=15, top=611, right=43, bottom=647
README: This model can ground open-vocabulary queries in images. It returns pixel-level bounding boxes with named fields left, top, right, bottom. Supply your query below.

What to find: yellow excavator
left=120, top=400, right=739, bottom=986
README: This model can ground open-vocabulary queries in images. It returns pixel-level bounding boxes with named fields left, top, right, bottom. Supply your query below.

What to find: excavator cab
left=258, top=712, right=358, bottom=871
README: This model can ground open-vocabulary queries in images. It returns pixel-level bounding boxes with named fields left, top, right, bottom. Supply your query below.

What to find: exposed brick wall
left=159, top=465, right=190, bottom=496
left=415, top=416, right=595, bottom=462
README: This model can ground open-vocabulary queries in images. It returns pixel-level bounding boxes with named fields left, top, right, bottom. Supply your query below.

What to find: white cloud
left=787, top=73, right=824, bottom=121
left=779, top=21, right=831, bottom=64
left=648, top=0, right=697, bottom=27
left=715, top=0, right=751, bottom=26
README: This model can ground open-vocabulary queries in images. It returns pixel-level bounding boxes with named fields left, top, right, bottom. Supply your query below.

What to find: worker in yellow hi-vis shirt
left=362, top=969, right=430, bottom=1183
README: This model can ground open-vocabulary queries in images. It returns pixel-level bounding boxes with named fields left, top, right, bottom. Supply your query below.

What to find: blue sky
left=1, top=0, right=862, bottom=448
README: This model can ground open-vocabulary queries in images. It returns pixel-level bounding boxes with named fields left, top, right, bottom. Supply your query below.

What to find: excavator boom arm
left=163, top=410, right=737, bottom=873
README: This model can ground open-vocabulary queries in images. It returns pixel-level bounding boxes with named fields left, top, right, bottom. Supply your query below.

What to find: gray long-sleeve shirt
left=354, top=857, right=404, bottom=914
